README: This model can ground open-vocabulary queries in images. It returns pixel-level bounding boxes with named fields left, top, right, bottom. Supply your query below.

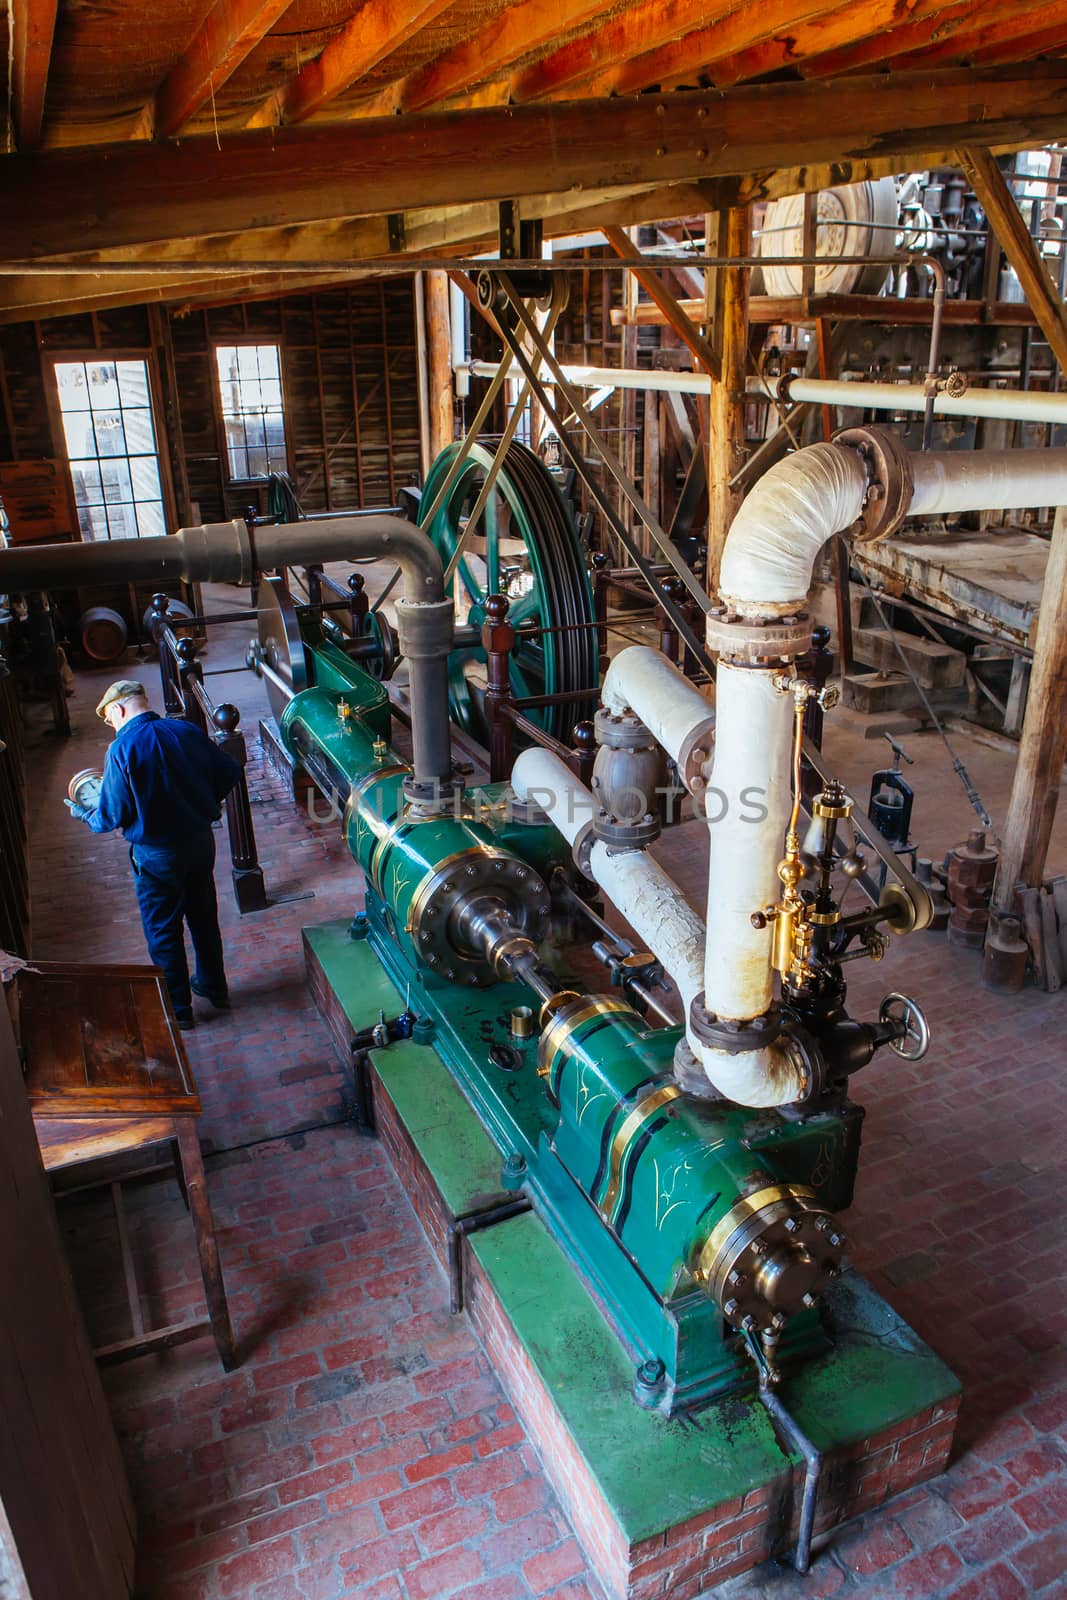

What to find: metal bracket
left=498, top=201, right=518, bottom=259
left=387, top=213, right=406, bottom=253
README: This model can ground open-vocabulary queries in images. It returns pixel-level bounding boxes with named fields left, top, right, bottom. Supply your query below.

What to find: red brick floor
left=20, top=594, right=1067, bottom=1600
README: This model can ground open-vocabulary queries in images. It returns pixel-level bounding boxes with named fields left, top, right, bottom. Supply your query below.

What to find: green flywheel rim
left=419, top=440, right=599, bottom=742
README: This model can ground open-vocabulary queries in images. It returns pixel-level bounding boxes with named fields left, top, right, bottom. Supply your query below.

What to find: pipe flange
left=675, top=715, right=717, bottom=796
left=705, top=607, right=813, bottom=663
left=594, top=706, right=657, bottom=752
left=402, top=775, right=459, bottom=813
left=593, top=808, right=660, bottom=852
left=689, top=994, right=782, bottom=1055
left=506, top=791, right=551, bottom=826
left=832, top=425, right=914, bottom=543
left=673, top=1037, right=729, bottom=1102
left=572, top=820, right=596, bottom=879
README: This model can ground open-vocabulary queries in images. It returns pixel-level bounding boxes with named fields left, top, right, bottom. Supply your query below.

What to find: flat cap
left=95, top=680, right=147, bottom=720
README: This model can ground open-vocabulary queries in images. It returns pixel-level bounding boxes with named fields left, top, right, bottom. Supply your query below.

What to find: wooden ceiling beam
left=153, top=0, right=295, bottom=139
left=10, top=0, right=59, bottom=151
left=3, top=64, right=1067, bottom=262
left=959, top=144, right=1067, bottom=373
left=0, top=182, right=722, bottom=323
left=888, top=0, right=1067, bottom=71
left=245, top=0, right=456, bottom=129
left=355, top=0, right=624, bottom=117
left=0, top=271, right=375, bottom=325
left=510, top=0, right=737, bottom=104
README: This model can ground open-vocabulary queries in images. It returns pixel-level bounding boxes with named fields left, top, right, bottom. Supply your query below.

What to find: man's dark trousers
left=131, top=830, right=227, bottom=1012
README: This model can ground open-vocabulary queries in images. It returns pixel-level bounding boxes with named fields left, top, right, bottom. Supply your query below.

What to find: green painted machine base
left=305, top=918, right=959, bottom=1491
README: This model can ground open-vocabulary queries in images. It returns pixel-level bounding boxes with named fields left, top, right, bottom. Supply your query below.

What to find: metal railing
left=147, top=593, right=267, bottom=914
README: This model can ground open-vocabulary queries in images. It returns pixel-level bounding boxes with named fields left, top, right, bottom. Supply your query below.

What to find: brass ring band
left=696, top=1183, right=817, bottom=1287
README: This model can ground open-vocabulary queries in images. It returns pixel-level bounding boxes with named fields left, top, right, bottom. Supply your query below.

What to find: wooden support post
left=960, top=145, right=1067, bottom=376
left=707, top=206, right=750, bottom=593
left=989, top=504, right=1067, bottom=927
left=424, top=270, right=455, bottom=463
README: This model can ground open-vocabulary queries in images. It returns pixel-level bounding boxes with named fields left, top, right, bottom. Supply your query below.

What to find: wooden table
left=18, top=960, right=237, bottom=1370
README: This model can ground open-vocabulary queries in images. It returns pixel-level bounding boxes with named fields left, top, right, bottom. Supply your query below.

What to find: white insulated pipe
left=601, top=646, right=714, bottom=766
left=469, top=358, right=714, bottom=397
left=702, top=665, right=794, bottom=1026
left=590, top=843, right=706, bottom=1015
left=909, top=447, right=1067, bottom=515
left=510, top=747, right=705, bottom=1013
left=776, top=377, right=1067, bottom=428
left=472, top=362, right=1067, bottom=423
left=510, top=744, right=593, bottom=846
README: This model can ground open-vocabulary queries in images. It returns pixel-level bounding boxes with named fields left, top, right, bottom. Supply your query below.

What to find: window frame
left=211, top=340, right=292, bottom=486
left=48, top=348, right=177, bottom=545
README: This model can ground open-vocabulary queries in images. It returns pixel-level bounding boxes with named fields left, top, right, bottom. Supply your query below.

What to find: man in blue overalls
left=66, top=680, right=242, bottom=1030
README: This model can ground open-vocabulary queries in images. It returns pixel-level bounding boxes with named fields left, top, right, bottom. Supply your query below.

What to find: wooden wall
left=0, top=282, right=422, bottom=535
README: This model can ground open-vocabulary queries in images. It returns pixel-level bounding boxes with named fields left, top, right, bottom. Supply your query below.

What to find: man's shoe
left=191, top=978, right=231, bottom=1010
left=174, top=1008, right=196, bottom=1031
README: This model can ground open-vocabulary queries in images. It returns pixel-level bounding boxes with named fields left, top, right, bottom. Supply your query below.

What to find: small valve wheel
left=879, top=993, right=930, bottom=1061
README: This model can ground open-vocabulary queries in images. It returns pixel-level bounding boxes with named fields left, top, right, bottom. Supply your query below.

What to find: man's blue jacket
left=84, top=711, right=242, bottom=849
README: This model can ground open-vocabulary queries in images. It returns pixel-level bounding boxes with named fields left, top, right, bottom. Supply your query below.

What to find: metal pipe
left=909, top=448, right=1067, bottom=515
left=758, top=1387, right=823, bottom=1574
left=776, top=376, right=1067, bottom=427
left=0, top=512, right=455, bottom=792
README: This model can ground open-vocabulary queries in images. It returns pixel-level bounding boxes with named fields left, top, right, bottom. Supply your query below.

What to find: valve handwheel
left=879, top=992, right=931, bottom=1060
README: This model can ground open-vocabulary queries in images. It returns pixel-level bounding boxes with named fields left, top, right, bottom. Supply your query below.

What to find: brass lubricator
left=762, top=682, right=818, bottom=990
left=757, top=680, right=876, bottom=991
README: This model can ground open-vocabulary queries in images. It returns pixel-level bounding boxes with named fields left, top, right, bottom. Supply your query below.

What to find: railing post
left=151, top=594, right=185, bottom=717
left=175, top=636, right=207, bottom=731
left=659, top=577, right=682, bottom=665
left=348, top=572, right=369, bottom=633
left=571, top=720, right=597, bottom=789
left=213, top=704, right=268, bottom=914
left=592, top=553, right=610, bottom=659
left=481, top=593, right=515, bottom=784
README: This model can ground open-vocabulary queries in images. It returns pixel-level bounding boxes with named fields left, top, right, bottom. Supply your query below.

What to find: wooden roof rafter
left=245, top=0, right=458, bottom=129
left=570, top=0, right=832, bottom=98
left=153, top=0, right=297, bottom=139
left=9, top=0, right=59, bottom=151
left=796, top=0, right=990, bottom=81
left=509, top=0, right=739, bottom=105
left=888, top=1, right=1067, bottom=72
left=705, top=0, right=989, bottom=91
left=351, top=0, right=626, bottom=119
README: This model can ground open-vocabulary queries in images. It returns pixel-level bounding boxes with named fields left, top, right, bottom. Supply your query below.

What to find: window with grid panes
left=215, top=344, right=288, bottom=480
left=55, top=359, right=166, bottom=541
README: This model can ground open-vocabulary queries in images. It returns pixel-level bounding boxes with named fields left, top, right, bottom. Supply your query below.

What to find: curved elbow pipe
left=0, top=513, right=446, bottom=603
left=718, top=442, right=868, bottom=614
left=601, top=646, right=715, bottom=770
left=0, top=514, right=454, bottom=791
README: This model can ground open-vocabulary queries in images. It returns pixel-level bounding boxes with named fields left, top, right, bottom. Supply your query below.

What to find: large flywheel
left=419, top=440, right=599, bottom=743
